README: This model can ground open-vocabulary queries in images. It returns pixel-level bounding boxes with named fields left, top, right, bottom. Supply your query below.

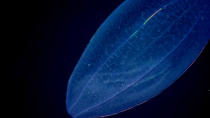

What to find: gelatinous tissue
left=66, top=0, right=209, bottom=118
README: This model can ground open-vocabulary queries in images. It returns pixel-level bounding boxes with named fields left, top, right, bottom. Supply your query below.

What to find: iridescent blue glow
left=66, top=0, right=209, bottom=118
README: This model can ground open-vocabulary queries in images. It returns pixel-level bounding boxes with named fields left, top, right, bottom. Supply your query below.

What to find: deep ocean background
left=15, top=0, right=210, bottom=118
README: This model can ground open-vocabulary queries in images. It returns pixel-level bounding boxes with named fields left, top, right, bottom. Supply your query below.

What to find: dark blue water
left=17, top=0, right=210, bottom=118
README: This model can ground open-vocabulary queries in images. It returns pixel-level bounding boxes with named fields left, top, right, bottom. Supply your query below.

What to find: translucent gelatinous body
left=66, top=0, right=209, bottom=117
